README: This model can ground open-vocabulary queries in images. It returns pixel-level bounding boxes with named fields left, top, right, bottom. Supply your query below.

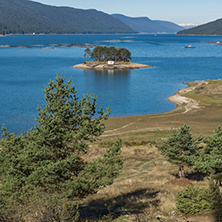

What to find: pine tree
left=194, top=126, right=222, bottom=185
left=158, top=124, right=201, bottom=178
left=208, top=180, right=222, bottom=222
left=0, top=74, right=123, bottom=200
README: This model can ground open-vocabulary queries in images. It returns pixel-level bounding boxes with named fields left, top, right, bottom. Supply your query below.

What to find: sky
left=33, top=0, right=222, bottom=26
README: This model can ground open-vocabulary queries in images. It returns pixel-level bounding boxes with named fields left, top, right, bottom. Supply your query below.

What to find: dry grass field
left=80, top=79, right=222, bottom=221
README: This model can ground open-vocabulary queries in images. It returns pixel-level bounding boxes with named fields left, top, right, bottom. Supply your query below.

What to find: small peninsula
left=73, top=45, right=151, bottom=70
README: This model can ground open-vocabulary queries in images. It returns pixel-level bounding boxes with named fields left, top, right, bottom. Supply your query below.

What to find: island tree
left=0, top=75, right=123, bottom=218
left=84, top=47, right=91, bottom=61
left=90, top=46, right=132, bottom=62
left=158, top=124, right=201, bottom=178
left=119, top=47, right=131, bottom=62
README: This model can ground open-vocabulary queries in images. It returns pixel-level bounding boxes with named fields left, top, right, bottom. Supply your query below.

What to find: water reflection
left=84, top=69, right=131, bottom=76
left=82, top=69, right=132, bottom=116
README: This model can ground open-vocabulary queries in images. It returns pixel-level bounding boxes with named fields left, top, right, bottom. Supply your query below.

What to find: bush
left=208, top=180, right=222, bottom=222
left=175, top=185, right=211, bottom=214
left=0, top=192, right=80, bottom=222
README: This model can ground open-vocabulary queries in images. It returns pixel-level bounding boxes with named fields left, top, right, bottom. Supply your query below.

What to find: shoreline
left=177, top=34, right=222, bottom=36
left=72, top=62, right=151, bottom=70
left=167, top=80, right=208, bottom=113
left=102, top=80, right=210, bottom=138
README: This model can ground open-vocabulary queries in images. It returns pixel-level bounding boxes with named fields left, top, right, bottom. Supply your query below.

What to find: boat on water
left=185, top=45, right=195, bottom=48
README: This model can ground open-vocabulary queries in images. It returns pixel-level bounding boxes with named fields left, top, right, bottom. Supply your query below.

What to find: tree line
left=84, top=46, right=132, bottom=62
left=0, top=0, right=134, bottom=35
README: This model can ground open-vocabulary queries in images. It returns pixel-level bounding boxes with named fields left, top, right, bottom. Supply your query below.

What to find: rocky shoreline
left=72, top=62, right=151, bottom=70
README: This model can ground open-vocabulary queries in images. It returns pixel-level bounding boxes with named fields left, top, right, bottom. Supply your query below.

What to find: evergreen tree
left=176, top=180, right=222, bottom=217
left=176, top=185, right=212, bottom=214
left=158, top=124, right=201, bottom=178
left=194, top=126, right=222, bottom=185
left=0, top=74, right=123, bottom=201
left=208, top=180, right=222, bottom=221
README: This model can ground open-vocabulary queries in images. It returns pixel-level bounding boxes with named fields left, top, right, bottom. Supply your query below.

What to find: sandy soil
left=72, top=62, right=151, bottom=70
left=167, top=80, right=208, bottom=113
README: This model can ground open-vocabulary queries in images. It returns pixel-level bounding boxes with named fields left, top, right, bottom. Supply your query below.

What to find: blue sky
left=33, top=0, right=222, bottom=26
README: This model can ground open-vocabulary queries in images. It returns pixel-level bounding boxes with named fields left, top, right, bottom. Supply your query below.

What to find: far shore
left=72, top=61, right=151, bottom=70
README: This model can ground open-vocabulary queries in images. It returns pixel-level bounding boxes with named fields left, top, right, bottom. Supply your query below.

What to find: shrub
left=175, top=185, right=211, bottom=214
left=208, top=180, right=222, bottom=222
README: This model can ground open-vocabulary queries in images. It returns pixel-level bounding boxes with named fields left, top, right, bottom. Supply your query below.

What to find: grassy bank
left=102, top=79, right=222, bottom=142
left=82, top=79, right=222, bottom=221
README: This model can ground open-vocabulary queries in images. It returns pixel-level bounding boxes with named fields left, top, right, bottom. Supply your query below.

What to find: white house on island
left=108, top=60, right=115, bottom=65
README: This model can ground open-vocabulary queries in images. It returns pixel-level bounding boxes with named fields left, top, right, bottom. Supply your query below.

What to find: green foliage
left=157, top=124, right=201, bottom=177
left=84, top=48, right=91, bottom=61
left=0, top=74, right=123, bottom=206
left=0, top=0, right=135, bottom=34
left=194, top=126, right=222, bottom=184
left=119, top=48, right=132, bottom=62
left=91, top=46, right=131, bottom=62
left=176, top=185, right=212, bottom=214
left=0, top=191, right=81, bottom=222
left=208, top=180, right=222, bottom=222
left=176, top=180, right=222, bottom=217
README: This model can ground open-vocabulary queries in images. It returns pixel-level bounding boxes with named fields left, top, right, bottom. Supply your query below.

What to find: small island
left=72, top=45, right=150, bottom=70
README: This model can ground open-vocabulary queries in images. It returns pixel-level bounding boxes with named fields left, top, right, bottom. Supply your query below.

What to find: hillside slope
left=112, top=14, right=183, bottom=33
left=177, top=18, right=222, bottom=35
left=0, top=0, right=135, bottom=34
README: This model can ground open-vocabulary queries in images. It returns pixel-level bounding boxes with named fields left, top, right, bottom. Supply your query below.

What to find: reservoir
left=0, top=34, right=222, bottom=134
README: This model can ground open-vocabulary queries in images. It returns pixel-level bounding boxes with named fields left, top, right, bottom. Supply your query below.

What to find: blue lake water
left=0, top=34, right=222, bottom=135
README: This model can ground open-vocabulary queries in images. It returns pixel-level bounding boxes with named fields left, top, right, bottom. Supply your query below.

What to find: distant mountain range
left=112, top=14, right=184, bottom=34
left=0, top=0, right=135, bottom=34
left=177, top=19, right=222, bottom=35
left=0, top=0, right=188, bottom=35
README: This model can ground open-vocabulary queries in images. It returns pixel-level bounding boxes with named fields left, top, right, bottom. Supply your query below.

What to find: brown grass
left=80, top=80, right=222, bottom=221
left=82, top=142, right=211, bottom=221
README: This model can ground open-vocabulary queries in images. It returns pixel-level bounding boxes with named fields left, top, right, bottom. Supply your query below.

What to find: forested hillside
left=177, top=18, right=222, bottom=35
left=0, top=0, right=135, bottom=34
left=112, top=14, right=183, bottom=33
